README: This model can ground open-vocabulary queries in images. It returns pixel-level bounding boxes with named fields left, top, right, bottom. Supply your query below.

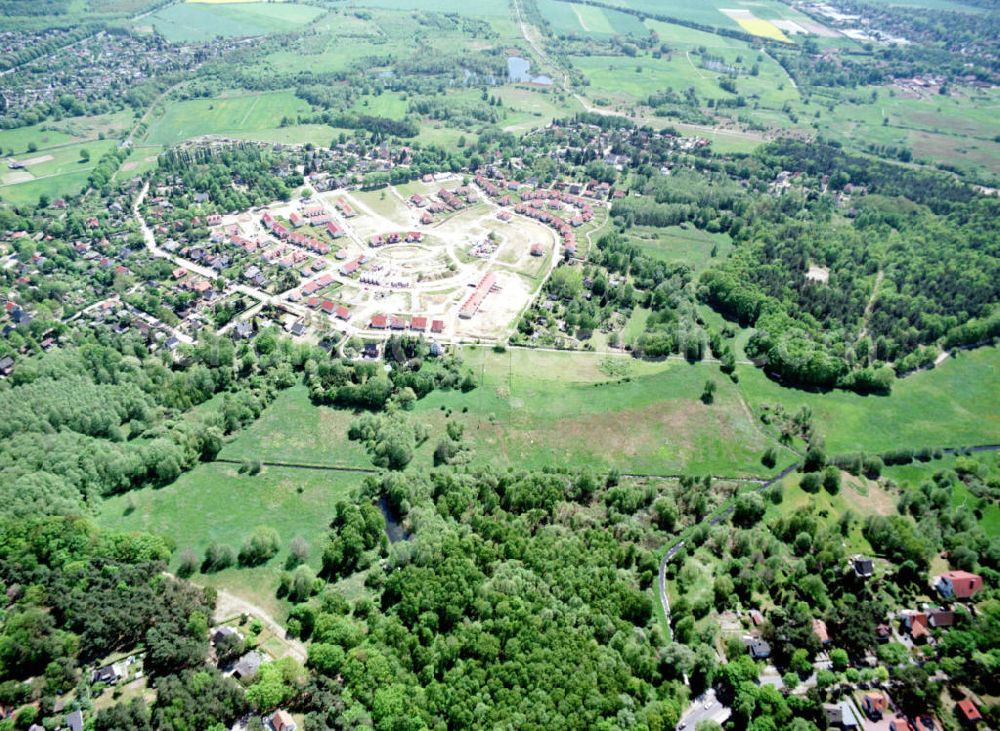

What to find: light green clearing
left=628, top=225, right=733, bottom=271
left=145, top=2, right=326, bottom=42
left=98, top=461, right=362, bottom=619
left=219, top=384, right=374, bottom=469
left=740, top=346, right=1000, bottom=456
left=142, top=91, right=314, bottom=147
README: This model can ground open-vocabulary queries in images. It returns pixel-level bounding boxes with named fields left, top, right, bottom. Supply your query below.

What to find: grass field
left=219, top=385, right=374, bottom=469
left=740, top=345, right=1000, bottom=456
left=538, top=0, right=648, bottom=37
left=98, top=461, right=363, bottom=618
left=570, top=51, right=797, bottom=109
left=805, top=85, right=1000, bottom=179
left=414, top=347, right=783, bottom=477
left=627, top=225, right=732, bottom=271
left=142, top=91, right=314, bottom=146
left=0, top=139, right=118, bottom=205
left=145, top=2, right=325, bottom=42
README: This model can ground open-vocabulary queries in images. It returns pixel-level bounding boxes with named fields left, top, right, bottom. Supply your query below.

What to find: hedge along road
left=655, top=443, right=1000, bottom=644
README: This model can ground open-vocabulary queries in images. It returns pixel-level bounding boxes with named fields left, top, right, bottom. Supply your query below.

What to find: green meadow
left=142, top=91, right=314, bottom=147
left=145, top=2, right=326, bottom=42
left=219, top=385, right=375, bottom=469
left=740, top=345, right=1000, bottom=456
left=98, top=462, right=363, bottom=618
left=627, top=225, right=733, bottom=271
left=570, top=52, right=797, bottom=109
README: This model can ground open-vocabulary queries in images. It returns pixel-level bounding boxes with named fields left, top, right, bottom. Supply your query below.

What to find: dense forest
left=690, top=141, right=1000, bottom=391
left=298, top=469, right=684, bottom=730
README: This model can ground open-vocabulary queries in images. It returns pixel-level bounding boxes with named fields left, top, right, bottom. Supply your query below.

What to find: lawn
left=142, top=91, right=314, bottom=147
left=145, top=2, right=325, bottom=42
left=98, top=461, right=363, bottom=619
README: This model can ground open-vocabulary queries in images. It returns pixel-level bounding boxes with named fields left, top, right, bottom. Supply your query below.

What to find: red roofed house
left=903, top=612, right=930, bottom=643
left=370, top=314, right=387, bottom=329
left=410, top=316, right=427, bottom=331
left=431, top=319, right=444, bottom=334
left=936, top=571, right=984, bottom=600
left=813, top=619, right=830, bottom=646
left=269, top=709, right=297, bottom=731
left=390, top=316, right=407, bottom=331
left=890, top=718, right=910, bottom=731
left=320, top=300, right=335, bottom=315
left=862, top=692, right=889, bottom=720
left=957, top=698, right=982, bottom=725
left=335, top=305, right=350, bottom=321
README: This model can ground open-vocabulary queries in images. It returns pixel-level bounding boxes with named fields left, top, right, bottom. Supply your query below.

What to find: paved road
left=677, top=689, right=731, bottom=729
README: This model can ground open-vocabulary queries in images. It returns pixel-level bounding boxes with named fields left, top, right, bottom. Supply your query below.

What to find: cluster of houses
left=737, top=561, right=988, bottom=729
left=370, top=231, right=424, bottom=247
left=261, top=212, right=333, bottom=255
left=473, top=174, right=601, bottom=258
left=369, top=313, right=445, bottom=333
left=407, top=185, right=478, bottom=225
left=1, top=30, right=210, bottom=118
left=459, top=271, right=498, bottom=319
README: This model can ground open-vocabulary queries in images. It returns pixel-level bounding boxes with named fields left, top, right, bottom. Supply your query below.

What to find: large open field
left=537, top=0, right=648, bottom=37
left=740, top=345, right=1000, bottom=456
left=142, top=91, right=314, bottom=147
left=570, top=49, right=797, bottom=110
left=98, top=461, right=363, bottom=618
left=144, top=2, right=326, bottom=42
left=212, top=343, right=1000, bottom=481
left=0, top=112, right=134, bottom=205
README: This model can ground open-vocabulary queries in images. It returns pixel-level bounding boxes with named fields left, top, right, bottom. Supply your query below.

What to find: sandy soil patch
left=2, top=171, right=34, bottom=185
left=20, top=154, right=55, bottom=166
left=806, top=265, right=830, bottom=283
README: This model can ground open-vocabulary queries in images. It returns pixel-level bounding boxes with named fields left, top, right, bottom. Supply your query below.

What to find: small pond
left=507, top=56, right=553, bottom=85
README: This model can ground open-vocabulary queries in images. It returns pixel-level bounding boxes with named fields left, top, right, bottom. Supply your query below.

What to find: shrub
left=239, top=527, right=280, bottom=567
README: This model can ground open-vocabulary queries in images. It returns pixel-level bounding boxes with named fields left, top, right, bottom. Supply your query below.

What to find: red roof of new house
left=320, top=300, right=335, bottom=314
left=958, top=699, right=982, bottom=722
left=940, top=570, right=984, bottom=599
left=410, top=316, right=427, bottom=331
left=370, top=314, right=387, bottom=329
left=335, top=305, right=350, bottom=320
left=431, top=319, right=444, bottom=333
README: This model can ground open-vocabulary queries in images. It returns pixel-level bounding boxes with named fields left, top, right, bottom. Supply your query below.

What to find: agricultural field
left=537, top=0, right=648, bottom=37
left=143, top=1, right=326, bottom=42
